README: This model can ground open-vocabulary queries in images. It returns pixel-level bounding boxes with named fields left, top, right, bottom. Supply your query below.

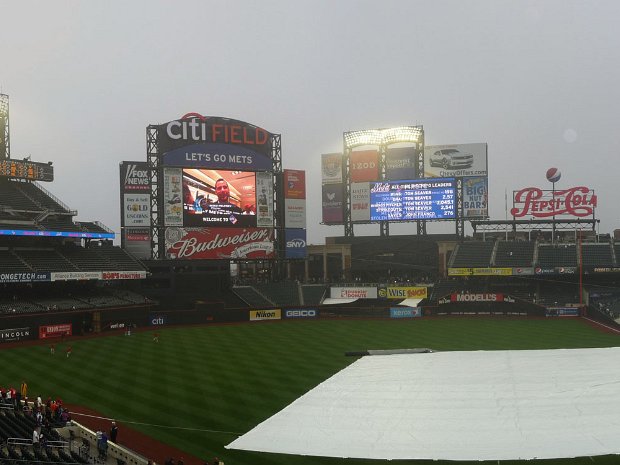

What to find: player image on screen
left=183, top=169, right=256, bottom=227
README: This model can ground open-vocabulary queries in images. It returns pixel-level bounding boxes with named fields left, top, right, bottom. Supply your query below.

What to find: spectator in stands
left=101, top=431, right=108, bottom=458
left=110, top=421, right=118, bottom=443
left=96, top=429, right=104, bottom=457
left=32, top=426, right=41, bottom=448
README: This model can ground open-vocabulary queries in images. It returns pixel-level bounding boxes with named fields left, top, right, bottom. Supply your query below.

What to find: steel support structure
left=343, top=146, right=353, bottom=237
left=270, top=133, right=284, bottom=280
left=147, top=125, right=160, bottom=259
left=456, top=178, right=464, bottom=239
left=0, top=94, right=9, bottom=160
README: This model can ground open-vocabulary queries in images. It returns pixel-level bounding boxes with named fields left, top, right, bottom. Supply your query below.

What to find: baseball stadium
left=0, top=93, right=619, bottom=465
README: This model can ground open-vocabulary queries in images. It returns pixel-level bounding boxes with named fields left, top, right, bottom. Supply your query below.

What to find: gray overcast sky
left=2, top=0, right=619, bottom=243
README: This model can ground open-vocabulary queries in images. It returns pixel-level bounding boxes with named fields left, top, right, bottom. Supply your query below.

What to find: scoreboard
left=370, top=178, right=456, bottom=221
left=0, top=159, right=54, bottom=182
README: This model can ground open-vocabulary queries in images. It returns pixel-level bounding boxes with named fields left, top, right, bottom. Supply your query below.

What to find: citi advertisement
left=285, top=229, right=307, bottom=259
left=321, top=153, right=343, bottom=184
left=351, top=182, right=370, bottom=222
left=123, top=194, right=150, bottom=227
left=386, top=147, right=417, bottom=180
left=350, top=150, right=379, bottom=182
left=39, top=324, right=72, bottom=339
left=462, top=177, right=488, bottom=219
left=120, top=161, right=150, bottom=192
left=511, top=187, right=597, bottom=219
left=390, top=307, right=422, bottom=318
left=165, top=227, right=275, bottom=260
left=285, top=309, right=318, bottom=319
left=330, top=287, right=378, bottom=299
left=322, top=184, right=344, bottom=224
left=158, top=115, right=273, bottom=170
left=149, top=314, right=167, bottom=326
left=250, top=309, right=281, bottom=321
left=378, top=286, right=428, bottom=299
left=424, top=143, right=488, bottom=178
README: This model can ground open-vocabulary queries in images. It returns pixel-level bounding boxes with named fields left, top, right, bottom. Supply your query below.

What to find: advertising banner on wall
left=330, top=287, right=378, bottom=299
left=102, top=271, right=148, bottom=280
left=285, top=229, right=307, bottom=259
left=351, top=182, right=370, bottom=222
left=350, top=150, right=379, bottom=182
left=120, top=162, right=150, bottom=192
left=256, top=171, right=274, bottom=227
left=0, top=327, right=31, bottom=343
left=124, top=228, right=151, bottom=260
left=378, top=286, right=428, bottom=299
left=423, top=143, right=488, bottom=178
left=163, top=168, right=183, bottom=226
left=321, top=153, right=343, bottom=184
left=123, top=193, right=151, bottom=227
left=284, top=199, right=306, bottom=228
left=165, top=227, right=275, bottom=260
left=322, top=183, right=344, bottom=224
left=284, top=169, right=306, bottom=199
left=51, top=271, right=102, bottom=281
left=386, top=147, right=417, bottom=180
left=462, top=176, right=488, bottom=218
left=250, top=309, right=281, bottom=321
left=0, top=271, right=50, bottom=283
left=390, top=307, right=422, bottom=318
left=511, top=187, right=597, bottom=219
left=39, top=324, right=72, bottom=339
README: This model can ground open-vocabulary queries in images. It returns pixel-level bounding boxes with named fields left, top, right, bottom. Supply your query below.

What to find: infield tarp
left=227, top=347, right=620, bottom=461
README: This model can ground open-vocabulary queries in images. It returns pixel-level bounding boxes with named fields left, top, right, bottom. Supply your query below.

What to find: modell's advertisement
left=511, top=186, right=597, bottom=219
left=165, top=227, right=275, bottom=260
left=423, top=143, right=488, bottom=178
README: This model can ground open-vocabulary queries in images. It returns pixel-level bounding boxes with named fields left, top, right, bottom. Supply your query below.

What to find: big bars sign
left=511, top=186, right=597, bottom=219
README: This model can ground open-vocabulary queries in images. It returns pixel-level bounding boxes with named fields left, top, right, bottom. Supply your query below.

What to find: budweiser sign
left=511, top=186, right=597, bottom=218
left=165, top=227, right=274, bottom=259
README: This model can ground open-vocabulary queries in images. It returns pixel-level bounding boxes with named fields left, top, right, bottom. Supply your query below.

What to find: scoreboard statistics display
left=0, top=159, right=54, bottom=182
left=370, top=178, right=456, bottom=220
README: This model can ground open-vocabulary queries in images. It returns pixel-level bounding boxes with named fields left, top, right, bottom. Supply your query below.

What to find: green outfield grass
left=1, top=317, right=619, bottom=465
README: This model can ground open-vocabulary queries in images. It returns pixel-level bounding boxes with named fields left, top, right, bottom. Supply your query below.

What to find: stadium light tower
left=0, top=93, right=9, bottom=160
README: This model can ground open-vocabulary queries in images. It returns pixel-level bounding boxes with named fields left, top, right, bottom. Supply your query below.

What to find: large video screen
left=370, top=178, right=456, bottom=221
left=183, top=169, right=257, bottom=227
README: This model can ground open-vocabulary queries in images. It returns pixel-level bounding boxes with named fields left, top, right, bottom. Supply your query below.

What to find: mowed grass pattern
left=1, top=317, right=619, bottom=465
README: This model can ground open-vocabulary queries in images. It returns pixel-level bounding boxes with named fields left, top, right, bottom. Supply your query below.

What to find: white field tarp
left=227, top=347, right=620, bottom=461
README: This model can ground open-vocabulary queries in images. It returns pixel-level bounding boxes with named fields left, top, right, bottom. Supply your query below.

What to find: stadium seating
left=255, top=282, right=301, bottom=306
left=233, top=286, right=274, bottom=308
left=493, top=241, right=535, bottom=267
left=450, top=241, right=495, bottom=267
left=0, top=249, right=32, bottom=273
left=15, top=248, right=79, bottom=272
left=536, top=244, right=577, bottom=267
left=581, top=243, right=615, bottom=267
left=301, top=284, right=327, bottom=305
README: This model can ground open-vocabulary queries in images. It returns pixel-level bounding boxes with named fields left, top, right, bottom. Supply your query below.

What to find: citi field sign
left=157, top=114, right=274, bottom=170
left=511, top=186, right=597, bottom=218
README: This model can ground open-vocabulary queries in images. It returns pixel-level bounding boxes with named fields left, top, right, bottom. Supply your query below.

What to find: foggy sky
left=2, top=0, right=619, bottom=243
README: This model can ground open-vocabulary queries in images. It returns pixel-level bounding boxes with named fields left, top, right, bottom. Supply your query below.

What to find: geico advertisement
left=378, top=286, right=427, bottom=299
left=331, top=287, right=377, bottom=299
left=250, top=309, right=281, bottom=321
left=284, top=309, right=318, bottom=319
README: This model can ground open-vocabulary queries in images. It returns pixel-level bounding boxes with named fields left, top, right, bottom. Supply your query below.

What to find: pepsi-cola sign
left=511, top=186, right=597, bottom=218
